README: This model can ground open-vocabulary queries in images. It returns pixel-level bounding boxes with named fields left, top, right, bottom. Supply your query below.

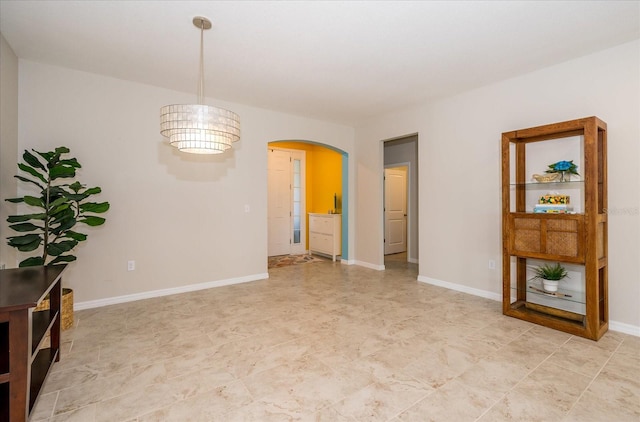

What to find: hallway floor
left=33, top=260, right=639, bottom=421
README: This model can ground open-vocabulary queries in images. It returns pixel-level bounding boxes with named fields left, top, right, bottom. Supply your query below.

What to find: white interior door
left=268, top=148, right=306, bottom=256
left=268, top=149, right=292, bottom=256
left=384, top=167, right=407, bottom=255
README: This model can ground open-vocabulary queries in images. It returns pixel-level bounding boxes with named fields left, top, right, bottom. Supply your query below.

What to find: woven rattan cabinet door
left=509, top=214, right=584, bottom=262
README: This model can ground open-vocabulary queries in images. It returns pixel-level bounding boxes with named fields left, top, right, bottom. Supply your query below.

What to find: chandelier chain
left=197, top=21, right=205, bottom=104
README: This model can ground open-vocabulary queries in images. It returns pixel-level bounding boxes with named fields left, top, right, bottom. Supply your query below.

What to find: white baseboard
left=341, top=259, right=355, bottom=265
left=609, top=320, right=640, bottom=337
left=408, top=257, right=419, bottom=264
left=74, top=272, right=269, bottom=311
left=417, top=275, right=639, bottom=337
left=418, top=275, right=502, bottom=302
left=354, top=260, right=385, bottom=271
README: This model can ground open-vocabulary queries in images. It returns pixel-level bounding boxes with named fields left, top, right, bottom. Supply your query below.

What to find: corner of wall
left=0, top=33, right=19, bottom=268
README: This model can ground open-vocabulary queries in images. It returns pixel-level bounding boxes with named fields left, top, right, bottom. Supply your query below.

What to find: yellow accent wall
left=269, top=141, right=342, bottom=248
left=310, top=146, right=342, bottom=214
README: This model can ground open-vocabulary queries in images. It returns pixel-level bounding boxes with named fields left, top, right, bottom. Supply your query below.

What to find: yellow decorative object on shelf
left=539, top=194, right=570, bottom=204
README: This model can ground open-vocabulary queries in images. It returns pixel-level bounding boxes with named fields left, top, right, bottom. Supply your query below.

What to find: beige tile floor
left=32, top=256, right=639, bottom=421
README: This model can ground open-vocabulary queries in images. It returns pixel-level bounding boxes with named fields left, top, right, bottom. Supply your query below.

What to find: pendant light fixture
left=160, top=17, right=240, bottom=154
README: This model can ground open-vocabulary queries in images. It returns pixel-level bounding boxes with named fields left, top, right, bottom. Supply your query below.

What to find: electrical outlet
left=127, top=260, right=135, bottom=271
left=0, top=263, right=5, bottom=270
left=488, top=260, right=496, bottom=270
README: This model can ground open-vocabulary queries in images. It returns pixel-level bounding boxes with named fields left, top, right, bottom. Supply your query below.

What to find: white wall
left=8, top=37, right=639, bottom=332
left=17, top=60, right=354, bottom=305
left=0, top=33, right=18, bottom=268
left=355, top=40, right=640, bottom=332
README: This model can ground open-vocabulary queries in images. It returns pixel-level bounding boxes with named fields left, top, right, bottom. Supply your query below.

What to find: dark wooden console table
left=0, top=265, right=66, bottom=421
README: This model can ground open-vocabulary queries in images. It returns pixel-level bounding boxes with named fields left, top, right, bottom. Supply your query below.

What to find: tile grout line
left=385, top=323, right=533, bottom=421
left=473, top=326, right=572, bottom=421
left=385, top=387, right=437, bottom=421
left=562, top=337, right=624, bottom=418
left=47, top=391, right=60, bottom=422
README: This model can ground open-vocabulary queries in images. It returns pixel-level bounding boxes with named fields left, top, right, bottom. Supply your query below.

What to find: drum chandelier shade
left=160, top=104, right=240, bottom=154
left=160, top=17, right=240, bottom=154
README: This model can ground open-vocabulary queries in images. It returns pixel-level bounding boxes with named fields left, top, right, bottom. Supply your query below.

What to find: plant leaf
left=18, top=163, right=47, bottom=184
left=5, top=197, right=25, bottom=203
left=19, top=256, right=45, bottom=267
left=8, top=234, right=42, bottom=251
left=50, top=203, right=71, bottom=216
left=48, top=255, right=77, bottom=265
left=64, top=231, right=87, bottom=241
left=48, top=185, right=71, bottom=196
left=50, top=207, right=74, bottom=220
left=83, top=187, right=102, bottom=195
left=8, top=222, right=41, bottom=232
left=7, top=213, right=46, bottom=222
left=51, top=205, right=74, bottom=217
left=79, top=202, right=110, bottom=213
left=59, top=158, right=81, bottom=168
left=48, top=196, right=68, bottom=209
left=23, top=195, right=45, bottom=208
left=14, top=175, right=44, bottom=190
left=7, top=233, right=41, bottom=245
left=50, top=165, right=76, bottom=180
left=50, top=216, right=76, bottom=235
left=46, top=240, right=78, bottom=256
left=54, top=146, right=70, bottom=155
left=64, top=193, right=87, bottom=201
left=23, top=150, right=45, bottom=170
left=79, top=216, right=106, bottom=226
left=68, top=181, right=83, bottom=193
left=34, top=150, right=53, bottom=162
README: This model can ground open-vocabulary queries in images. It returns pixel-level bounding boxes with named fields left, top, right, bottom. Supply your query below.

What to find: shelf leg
left=9, top=309, right=29, bottom=422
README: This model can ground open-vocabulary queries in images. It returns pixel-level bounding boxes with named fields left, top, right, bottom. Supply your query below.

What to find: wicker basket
left=34, top=288, right=74, bottom=330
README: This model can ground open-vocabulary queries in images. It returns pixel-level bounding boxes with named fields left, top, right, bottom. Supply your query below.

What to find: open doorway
left=383, top=135, right=418, bottom=266
left=267, top=140, right=349, bottom=266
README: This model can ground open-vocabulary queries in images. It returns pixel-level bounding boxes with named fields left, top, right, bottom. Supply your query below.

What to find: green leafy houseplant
left=533, top=262, right=569, bottom=281
left=5, top=147, right=109, bottom=267
left=533, top=262, right=568, bottom=292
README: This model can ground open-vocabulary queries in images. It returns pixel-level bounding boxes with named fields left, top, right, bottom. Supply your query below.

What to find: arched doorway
left=267, top=140, right=349, bottom=263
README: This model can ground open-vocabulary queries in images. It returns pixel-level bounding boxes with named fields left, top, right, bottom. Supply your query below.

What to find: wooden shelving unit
left=501, top=117, right=608, bottom=341
left=0, top=265, right=66, bottom=421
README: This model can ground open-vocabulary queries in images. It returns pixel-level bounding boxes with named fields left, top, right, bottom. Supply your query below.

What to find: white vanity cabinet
left=308, top=213, right=341, bottom=261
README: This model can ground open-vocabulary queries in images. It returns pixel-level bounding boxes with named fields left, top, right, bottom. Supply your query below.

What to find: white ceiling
left=1, top=1, right=638, bottom=126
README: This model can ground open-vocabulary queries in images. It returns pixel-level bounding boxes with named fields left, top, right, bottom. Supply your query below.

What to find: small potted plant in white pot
left=533, top=262, right=568, bottom=292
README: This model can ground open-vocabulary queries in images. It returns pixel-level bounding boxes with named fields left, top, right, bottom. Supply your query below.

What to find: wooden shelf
left=0, top=265, right=66, bottom=421
left=32, top=310, right=57, bottom=356
left=509, top=180, right=585, bottom=188
left=519, top=279, right=586, bottom=305
left=502, top=117, right=608, bottom=341
left=29, top=348, right=59, bottom=411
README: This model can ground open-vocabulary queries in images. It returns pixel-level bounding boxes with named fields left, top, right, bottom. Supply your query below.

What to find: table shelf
left=0, top=265, right=66, bottom=421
